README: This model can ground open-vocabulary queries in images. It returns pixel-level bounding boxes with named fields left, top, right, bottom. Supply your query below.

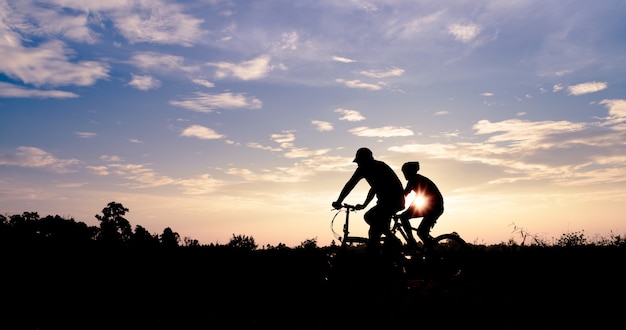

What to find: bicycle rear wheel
left=425, top=233, right=471, bottom=280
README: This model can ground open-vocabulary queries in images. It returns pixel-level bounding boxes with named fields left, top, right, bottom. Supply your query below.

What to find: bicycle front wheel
left=427, top=233, right=471, bottom=280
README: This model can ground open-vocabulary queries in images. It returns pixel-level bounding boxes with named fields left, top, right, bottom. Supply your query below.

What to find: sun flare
left=414, top=194, right=426, bottom=208
left=404, top=190, right=427, bottom=210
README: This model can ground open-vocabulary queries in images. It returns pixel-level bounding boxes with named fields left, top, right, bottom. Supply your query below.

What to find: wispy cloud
left=349, top=126, right=414, bottom=137
left=335, top=108, right=366, bottom=121
left=209, top=55, right=274, bottom=81
left=0, top=146, right=80, bottom=173
left=271, top=131, right=296, bottom=148
left=391, top=107, right=626, bottom=186
left=170, top=92, right=263, bottom=113
left=106, top=163, right=175, bottom=188
left=191, top=79, right=215, bottom=88
left=177, top=174, right=223, bottom=195
left=109, top=1, right=207, bottom=46
left=599, top=99, right=626, bottom=124
left=335, top=79, right=382, bottom=90
left=312, top=120, right=333, bottom=132
left=129, top=52, right=198, bottom=73
left=358, top=67, right=404, bottom=78
left=180, top=125, right=224, bottom=140
left=128, top=74, right=161, bottom=91
left=75, top=132, right=97, bottom=139
left=448, top=23, right=482, bottom=43
left=0, top=39, right=109, bottom=87
left=0, top=82, right=78, bottom=98
left=332, top=56, right=355, bottom=63
left=567, top=81, right=608, bottom=95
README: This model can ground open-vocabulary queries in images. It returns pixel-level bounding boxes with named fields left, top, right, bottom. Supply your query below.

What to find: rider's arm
left=333, top=170, right=362, bottom=206
left=356, top=188, right=375, bottom=210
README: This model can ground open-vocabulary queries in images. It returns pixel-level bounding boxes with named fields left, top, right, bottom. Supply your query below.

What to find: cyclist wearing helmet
left=332, top=147, right=405, bottom=255
left=399, top=161, right=444, bottom=249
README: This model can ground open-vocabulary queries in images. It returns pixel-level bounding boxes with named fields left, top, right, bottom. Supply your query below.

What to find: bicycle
left=325, top=203, right=471, bottom=288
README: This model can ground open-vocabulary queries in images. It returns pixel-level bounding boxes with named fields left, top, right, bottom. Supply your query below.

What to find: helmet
left=353, top=147, right=374, bottom=163
left=402, top=161, right=420, bottom=174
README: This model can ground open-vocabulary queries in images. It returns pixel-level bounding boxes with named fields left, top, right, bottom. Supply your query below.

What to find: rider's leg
left=364, top=206, right=398, bottom=257
left=416, top=215, right=438, bottom=250
left=400, top=216, right=419, bottom=249
left=364, top=207, right=384, bottom=256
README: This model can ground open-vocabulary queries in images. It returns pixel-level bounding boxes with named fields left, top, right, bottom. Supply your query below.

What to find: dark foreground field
left=3, top=244, right=624, bottom=330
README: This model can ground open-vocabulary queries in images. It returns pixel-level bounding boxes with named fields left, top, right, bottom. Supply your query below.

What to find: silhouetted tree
left=183, top=236, right=199, bottom=247
left=130, top=225, right=160, bottom=248
left=298, top=237, right=318, bottom=250
left=39, top=215, right=98, bottom=245
left=95, top=201, right=132, bottom=245
left=7, top=212, right=40, bottom=244
left=227, top=234, right=257, bottom=251
left=160, top=227, right=180, bottom=248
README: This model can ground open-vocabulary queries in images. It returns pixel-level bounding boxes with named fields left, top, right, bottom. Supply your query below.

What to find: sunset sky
left=2, top=0, right=625, bottom=247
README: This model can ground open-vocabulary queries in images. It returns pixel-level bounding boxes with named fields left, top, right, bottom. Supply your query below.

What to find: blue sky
left=1, top=0, right=626, bottom=247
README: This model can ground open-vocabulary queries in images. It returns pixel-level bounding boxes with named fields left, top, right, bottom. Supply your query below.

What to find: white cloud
left=448, top=23, right=481, bottom=43
left=75, top=132, right=97, bottom=138
left=225, top=167, right=305, bottom=182
left=111, top=2, right=206, bottom=46
left=349, top=126, right=414, bottom=137
left=271, top=131, right=296, bottom=148
left=170, top=92, right=263, bottom=113
left=474, top=119, right=586, bottom=145
left=599, top=99, right=626, bottom=124
left=283, top=147, right=330, bottom=158
left=358, top=67, right=404, bottom=78
left=553, top=84, right=564, bottom=92
left=312, top=120, right=333, bottom=132
left=332, top=56, right=355, bottom=63
left=246, top=142, right=282, bottom=152
left=0, top=146, right=80, bottom=173
left=209, top=55, right=273, bottom=81
left=277, top=31, right=299, bottom=51
left=13, top=4, right=98, bottom=44
left=0, top=38, right=109, bottom=87
left=128, top=74, right=161, bottom=91
left=0, top=82, right=78, bottom=98
left=106, top=163, right=175, bottom=188
left=100, top=155, right=122, bottom=162
left=191, top=79, right=215, bottom=88
left=567, top=81, right=608, bottom=95
left=86, top=165, right=109, bottom=176
left=335, top=108, right=366, bottom=121
left=335, top=79, right=381, bottom=90
left=180, top=125, right=224, bottom=140
left=177, top=174, right=223, bottom=195
left=129, top=52, right=197, bottom=73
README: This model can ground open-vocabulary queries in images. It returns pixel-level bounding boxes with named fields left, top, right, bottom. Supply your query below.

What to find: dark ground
left=3, top=244, right=624, bottom=329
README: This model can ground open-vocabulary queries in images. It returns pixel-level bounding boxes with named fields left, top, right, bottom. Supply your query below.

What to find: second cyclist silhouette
left=332, top=148, right=405, bottom=256
left=398, top=161, right=444, bottom=250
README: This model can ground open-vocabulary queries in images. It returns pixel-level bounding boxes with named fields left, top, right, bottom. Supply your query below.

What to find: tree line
left=1, top=201, right=186, bottom=249
left=0, top=200, right=321, bottom=251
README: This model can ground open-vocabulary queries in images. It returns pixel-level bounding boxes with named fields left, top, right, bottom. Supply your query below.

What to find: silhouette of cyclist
left=332, top=148, right=405, bottom=255
left=399, top=161, right=444, bottom=250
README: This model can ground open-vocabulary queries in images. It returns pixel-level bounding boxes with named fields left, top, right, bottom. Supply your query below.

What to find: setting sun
left=404, top=190, right=427, bottom=209
left=414, top=194, right=426, bottom=208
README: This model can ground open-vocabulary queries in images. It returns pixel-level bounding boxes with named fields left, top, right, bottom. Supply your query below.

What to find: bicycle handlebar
left=334, top=203, right=359, bottom=211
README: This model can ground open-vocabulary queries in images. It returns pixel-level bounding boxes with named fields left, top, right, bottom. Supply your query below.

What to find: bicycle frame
left=333, top=203, right=414, bottom=248
left=329, top=203, right=470, bottom=282
left=334, top=203, right=368, bottom=248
